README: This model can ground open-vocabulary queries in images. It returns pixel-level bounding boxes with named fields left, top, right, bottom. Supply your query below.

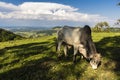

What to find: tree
left=94, top=23, right=102, bottom=32
left=116, top=2, right=120, bottom=27
left=114, top=19, right=120, bottom=25
left=94, top=22, right=110, bottom=32
left=117, top=19, right=120, bottom=23
left=103, top=22, right=110, bottom=32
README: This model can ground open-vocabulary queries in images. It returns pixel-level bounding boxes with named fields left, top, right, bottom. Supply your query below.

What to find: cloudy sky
left=0, top=0, right=120, bottom=27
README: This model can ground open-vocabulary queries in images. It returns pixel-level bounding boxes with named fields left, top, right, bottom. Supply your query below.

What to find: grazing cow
left=56, top=25, right=101, bottom=69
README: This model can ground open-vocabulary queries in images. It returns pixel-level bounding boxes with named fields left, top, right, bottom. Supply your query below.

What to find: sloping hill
left=0, top=33, right=120, bottom=80
left=0, top=28, right=23, bottom=42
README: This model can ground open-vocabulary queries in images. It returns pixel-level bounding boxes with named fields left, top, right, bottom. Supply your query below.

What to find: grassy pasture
left=0, top=32, right=120, bottom=80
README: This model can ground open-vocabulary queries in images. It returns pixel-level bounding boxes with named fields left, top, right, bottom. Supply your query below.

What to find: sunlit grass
left=92, top=32, right=120, bottom=42
left=0, top=32, right=120, bottom=80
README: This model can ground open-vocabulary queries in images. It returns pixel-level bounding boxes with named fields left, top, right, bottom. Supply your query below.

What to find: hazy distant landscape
left=0, top=26, right=51, bottom=32
left=0, top=26, right=56, bottom=38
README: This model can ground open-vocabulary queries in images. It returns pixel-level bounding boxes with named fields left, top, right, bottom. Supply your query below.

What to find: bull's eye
left=98, top=61, right=101, bottom=66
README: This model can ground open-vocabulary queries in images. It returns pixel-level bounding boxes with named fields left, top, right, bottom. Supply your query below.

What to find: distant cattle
left=56, top=25, right=101, bottom=69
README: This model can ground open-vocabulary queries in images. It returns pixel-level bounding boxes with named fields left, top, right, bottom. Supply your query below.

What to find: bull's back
left=60, top=26, right=81, bottom=45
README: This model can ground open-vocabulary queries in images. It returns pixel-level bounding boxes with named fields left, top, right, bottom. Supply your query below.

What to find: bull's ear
left=96, top=53, right=102, bottom=58
left=93, top=53, right=99, bottom=58
left=89, top=54, right=93, bottom=58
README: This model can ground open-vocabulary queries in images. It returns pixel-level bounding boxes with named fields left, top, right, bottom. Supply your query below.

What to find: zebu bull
left=56, top=25, right=101, bottom=69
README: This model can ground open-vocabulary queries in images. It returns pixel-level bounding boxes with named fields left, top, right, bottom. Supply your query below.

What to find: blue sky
left=0, top=0, right=120, bottom=27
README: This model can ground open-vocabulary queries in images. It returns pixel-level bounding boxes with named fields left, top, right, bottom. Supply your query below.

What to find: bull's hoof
left=73, top=60, right=77, bottom=64
left=65, top=56, right=69, bottom=60
left=57, top=55, right=62, bottom=60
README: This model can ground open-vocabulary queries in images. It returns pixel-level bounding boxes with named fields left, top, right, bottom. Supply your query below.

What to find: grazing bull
left=56, top=25, right=101, bottom=69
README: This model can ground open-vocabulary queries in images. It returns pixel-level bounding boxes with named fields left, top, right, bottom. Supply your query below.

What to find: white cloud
left=0, top=2, right=18, bottom=11
left=0, top=1, right=114, bottom=26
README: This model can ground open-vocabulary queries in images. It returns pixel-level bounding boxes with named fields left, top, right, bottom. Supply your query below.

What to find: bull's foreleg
left=79, top=47, right=88, bottom=59
left=57, top=41, right=62, bottom=52
left=64, top=45, right=68, bottom=57
left=73, top=47, right=78, bottom=63
left=56, top=41, right=63, bottom=58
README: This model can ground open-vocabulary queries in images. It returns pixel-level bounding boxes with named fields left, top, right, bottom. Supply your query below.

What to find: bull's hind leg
left=73, top=46, right=78, bottom=63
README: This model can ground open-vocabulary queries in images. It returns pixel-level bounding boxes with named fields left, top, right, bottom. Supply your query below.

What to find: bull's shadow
left=0, top=37, right=85, bottom=80
left=95, top=36, right=120, bottom=74
left=57, top=45, right=83, bottom=63
left=0, top=39, right=56, bottom=70
left=0, top=42, right=50, bottom=58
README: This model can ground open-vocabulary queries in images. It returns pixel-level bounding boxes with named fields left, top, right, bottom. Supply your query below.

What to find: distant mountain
left=0, top=26, right=51, bottom=32
left=52, top=26, right=62, bottom=30
left=0, top=28, right=23, bottom=42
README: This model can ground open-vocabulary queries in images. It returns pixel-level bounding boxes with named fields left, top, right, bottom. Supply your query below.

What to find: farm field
left=0, top=32, right=120, bottom=80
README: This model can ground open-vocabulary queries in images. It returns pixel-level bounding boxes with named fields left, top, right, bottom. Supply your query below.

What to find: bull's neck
left=88, top=38, right=97, bottom=54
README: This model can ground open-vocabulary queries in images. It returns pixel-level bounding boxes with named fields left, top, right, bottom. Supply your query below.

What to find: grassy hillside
left=0, top=32, right=120, bottom=80
left=0, top=28, right=23, bottom=42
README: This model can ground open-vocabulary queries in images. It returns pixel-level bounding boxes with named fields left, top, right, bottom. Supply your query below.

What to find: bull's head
left=89, top=53, right=101, bottom=69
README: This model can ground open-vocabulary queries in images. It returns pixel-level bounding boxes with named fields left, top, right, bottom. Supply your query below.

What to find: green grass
left=0, top=32, right=120, bottom=80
